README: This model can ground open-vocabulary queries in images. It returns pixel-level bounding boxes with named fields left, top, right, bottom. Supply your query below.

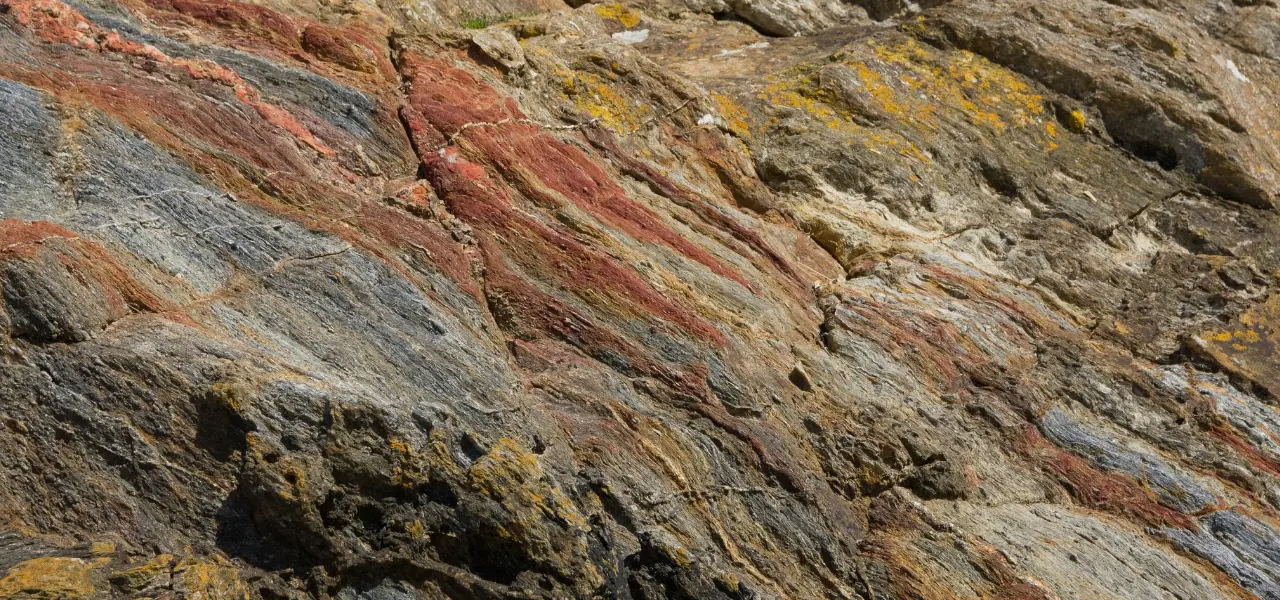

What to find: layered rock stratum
left=2, top=0, right=1280, bottom=597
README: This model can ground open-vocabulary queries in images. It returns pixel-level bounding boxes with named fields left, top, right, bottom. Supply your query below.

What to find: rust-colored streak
left=398, top=54, right=523, bottom=135
left=420, top=143, right=727, bottom=349
left=1, top=219, right=175, bottom=319
left=1, top=0, right=335, bottom=156
left=586, top=126, right=801, bottom=286
left=1018, top=425, right=1197, bottom=531
left=465, top=125, right=753, bottom=289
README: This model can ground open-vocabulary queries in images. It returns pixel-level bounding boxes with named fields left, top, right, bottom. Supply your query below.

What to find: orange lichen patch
left=403, top=519, right=428, bottom=539
left=469, top=439, right=544, bottom=496
left=856, top=39, right=1046, bottom=133
left=592, top=3, right=641, bottom=28
left=172, top=556, right=250, bottom=600
left=712, top=92, right=751, bottom=138
left=0, top=557, right=108, bottom=600
left=1195, top=294, right=1280, bottom=398
left=759, top=76, right=845, bottom=128
left=853, top=61, right=913, bottom=121
left=1042, top=123, right=1059, bottom=151
left=758, top=68, right=931, bottom=162
left=208, top=382, right=247, bottom=413
left=466, top=438, right=592, bottom=562
left=388, top=436, right=426, bottom=488
left=754, top=37, right=1060, bottom=159
left=107, top=554, right=173, bottom=593
left=559, top=69, right=650, bottom=132
left=1019, top=425, right=1196, bottom=531
left=860, top=133, right=930, bottom=161
left=1207, top=329, right=1262, bottom=344
left=0, top=0, right=334, bottom=155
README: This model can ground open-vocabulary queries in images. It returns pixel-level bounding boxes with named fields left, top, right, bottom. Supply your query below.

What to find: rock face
left=2, top=0, right=1280, bottom=597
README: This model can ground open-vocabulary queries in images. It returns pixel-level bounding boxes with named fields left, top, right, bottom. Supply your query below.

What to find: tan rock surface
left=1, top=0, right=1280, bottom=598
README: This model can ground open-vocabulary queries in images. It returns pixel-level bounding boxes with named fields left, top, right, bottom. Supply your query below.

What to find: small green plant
left=460, top=11, right=536, bottom=29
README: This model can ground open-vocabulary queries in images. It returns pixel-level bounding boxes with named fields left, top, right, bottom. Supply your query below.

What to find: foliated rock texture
left=2, top=0, right=1280, bottom=598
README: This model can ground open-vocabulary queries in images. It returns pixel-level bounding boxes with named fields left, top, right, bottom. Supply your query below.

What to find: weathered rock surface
left=2, top=0, right=1280, bottom=598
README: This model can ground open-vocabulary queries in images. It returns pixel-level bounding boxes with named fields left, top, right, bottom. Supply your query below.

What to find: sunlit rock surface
left=2, top=0, right=1280, bottom=598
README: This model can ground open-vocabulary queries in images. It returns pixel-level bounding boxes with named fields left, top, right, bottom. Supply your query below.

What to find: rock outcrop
left=2, top=0, right=1280, bottom=598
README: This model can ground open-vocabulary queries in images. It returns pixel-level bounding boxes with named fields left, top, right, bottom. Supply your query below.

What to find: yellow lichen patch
left=389, top=437, right=427, bottom=488
left=172, top=556, right=250, bottom=600
left=559, top=69, right=650, bottom=132
left=469, top=439, right=542, bottom=491
left=208, top=382, right=245, bottom=411
left=1236, top=329, right=1261, bottom=343
left=468, top=438, right=588, bottom=531
left=862, top=133, right=930, bottom=162
left=712, top=92, right=751, bottom=137
left=462, top=439, right=601, bottom=586
left=87, top=542, right=115, bottom=557
left=1067, top=109, right=1087, bottom=133
left=1042, top=122, right=1060, bottom=151
left=756, top=37, right=1070, bottom=166
left=389, top=438, right=412, bottom=455
left=108, top=554, right=173, bottom=594
left=754, top=37, right=1075, bottom=164
left=759, top=80, right=833, bottom=121
left=1197, top=295, right=1280, bottom=399
left=941, top=50, right=1044, bottom=123
left=716, top=573, right=742, bottom=594
left=0, top=557, right=107, bottom=600
left=758, top=74, right=864, bottom=139
left=593, top=3, right=641, bottom=28
left=1210, top=330, right=1236, bottom=342
left=662, top=543, right=694, bottom=568
left=853, top=61, right=914, bottom=122
left=843, top=40, right=1049, bottom=139
left=404, top=519, right=428, bottom=540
